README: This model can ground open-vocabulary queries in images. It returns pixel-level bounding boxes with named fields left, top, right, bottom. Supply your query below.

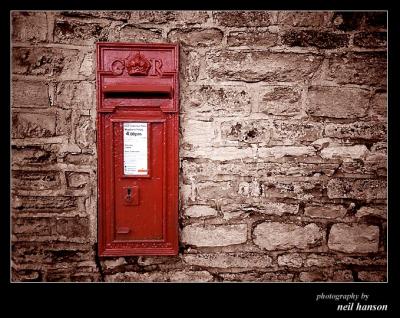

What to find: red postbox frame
left=96, top=43, right=179, bottom=256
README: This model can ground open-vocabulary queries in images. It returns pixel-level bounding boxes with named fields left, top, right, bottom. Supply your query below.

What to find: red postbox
left=96, top=43, right=179, bottom=256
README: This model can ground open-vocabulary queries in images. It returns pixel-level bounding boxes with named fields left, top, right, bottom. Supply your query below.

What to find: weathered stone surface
left=13, top=217, right=52, bottom=236
left=320, top=145, right=369, bottom=161
left=282, top=30, right=349, bottom=49
left=55, top=81, right=95, bottom=109
left=184, top=147, right=254, bottom=161
left=277, top=12, right=331, bottom=27
left=356, top=206, right=386, bottom=219
left=168, top=270, right=214, bottom=282
left=305, top=204, right=347, bottom=219
left=220, top=120, right=271, bottom=145
left=54, top=19, right=110, bottom=44
left=113, top=25, right=163, bottom=42
left=12, top=146, right=56, bottom=166
left=102, top=257, right=127, bottom=270
left=105, top=270, right=213, bottom=282
left=183, top=85, right=251, bottom=117
left=305, top=254, right=335, bottom=267
left=184, top=205, right=218, bottom=218
left=12, top=170, right=60, bottom=190
left=55, top=109, right=72, bottom=137
left=327, top=179, right=386, bottom=200
left=182, top=160, right=337, bottom=182
left=56, top=217, right=89, bottom=238
left=307, top=86, right=370, bottom=118
left=64, top=153, right=94, bottom=165
left=181, top=119, right=215, bottom=148
left=325, top=52, right=387, bottom=87
left=181, top=224, right=247, bottom=247
left=12, top=112, right=56, bottom=138
left=173, top=11, right=209, bottom=25
left=227, top=30, right=278, bottom=47
left=328, top=223, right=379, bottom=253
left=75, top=115, right=95, bottom=149
left=183, top=253, right=273, bottom=268
left=213, top=11, right=271, bottom=27
left=137, top=256, right=180, bottom=266
left=12, top=47, right=82, bottom=78
left=299, top=271, right=327, bottom=282
left=354, top=32, right=387, bottom=48
left=277, top=253, right=303, bottom=268
left=12, top=81, right=49, bottom=108
left=358, top=271, right=386, bottom=282
left=13, top=196, right=78, bottom=211
left=332, top=270, right=353, bottom=282
left=221, top=272, right=294, bottom=282
left=168, top=28, right=223, bottom=47
left=325, top=122, right=387, bottom=140
left=133, top=11, right=172, bottom=23
left=206, top=51, right=323, bottom=83
left=60, top=10, right=130, bottom=21
left=370, top=91, right=387, bottom=117
left=331, top=12, right=364, bottom=31
left=260, top=178, right=326, bottom=201
left=12, top=12, right=47, bottom=42
left=66, top=172, right=90, bottom=189
left=258, top=86, right=302, bottom=116
left=258, top=146, right=316, bottom=159
left=253, top=222, right=324, bottom=250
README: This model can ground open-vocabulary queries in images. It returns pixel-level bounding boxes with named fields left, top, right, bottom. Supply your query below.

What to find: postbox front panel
left=97, top=43, right=179, bottom=256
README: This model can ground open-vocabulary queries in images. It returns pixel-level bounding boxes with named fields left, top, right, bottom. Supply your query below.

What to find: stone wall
left=11, top=10, right=387, bottom=282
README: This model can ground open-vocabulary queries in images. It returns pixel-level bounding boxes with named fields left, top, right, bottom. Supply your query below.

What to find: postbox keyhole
left=127, top=188, right=131, bottom=200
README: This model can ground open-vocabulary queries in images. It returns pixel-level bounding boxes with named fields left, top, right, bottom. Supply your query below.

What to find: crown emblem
left=125, top=52, right=151, bottom=76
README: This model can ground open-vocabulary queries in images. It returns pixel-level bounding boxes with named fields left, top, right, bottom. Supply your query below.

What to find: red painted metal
left=97, top=43, right=179, bottom=256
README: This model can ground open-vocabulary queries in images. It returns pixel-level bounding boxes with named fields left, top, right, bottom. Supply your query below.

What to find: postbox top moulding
left=96, top=42, right=179, bottom=113
left=96, top=42, right=179, bottom=75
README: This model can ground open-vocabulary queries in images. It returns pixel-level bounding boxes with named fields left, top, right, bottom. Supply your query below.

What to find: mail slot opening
left=104, top=91, right=171, bottom=99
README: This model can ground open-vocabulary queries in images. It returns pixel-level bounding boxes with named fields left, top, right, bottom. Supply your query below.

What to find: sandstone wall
left=11, top=10, right=387, bottom=282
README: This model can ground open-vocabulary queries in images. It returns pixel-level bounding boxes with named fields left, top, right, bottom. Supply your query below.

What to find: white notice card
left=123, top=122, right=148, bottom=175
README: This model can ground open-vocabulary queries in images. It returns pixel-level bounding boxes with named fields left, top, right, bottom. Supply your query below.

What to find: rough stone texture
left=12, top=80, right=50, bottom=108
left=354, top=32, right=387, bottom=48
left=277, top=253, right=303, bottom=268
left=213, top=11, right=271, bottom=27
left=358, top=271, right=386, bottom=282
left=168, top=28, right=223, bottom=47
left=227, top=31, right=278, bottom=47
left=258, top=86, right=302, bottom=116
left=181, top=224, right=247, bottom=247
left=320, top=145, right=369, bottom=161
left=12, top=12, right=48, bottom=42
left=325, top=52, right=387, bottom=87
left=184, top=253, right=273, bottom=269
left=206, top=51, right=323, bottom=83
left=12, top=111, right=56, bottom=138
left=277, top=12, right=332, bottom=27
left=253, top=222, right=324, bottom=251
left=304, top=205, right=347, bottom=219
left=356, top=206, right=386, bottom=219
left=307, top=86, right=370, bottom=118
left=327, top=179, right=386, bottom=200
left=328, top=224, right=379, bottom=253
left=325, top=122, right=387, bottom=141
left=282, top=30, right=349, bottom=49
left=184, top=205, right=218, bottom=218
left=11, top=10, right=387, bottom=282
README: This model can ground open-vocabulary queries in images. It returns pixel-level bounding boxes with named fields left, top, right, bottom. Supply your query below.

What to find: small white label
left=123, top=122, right=148, bottom=175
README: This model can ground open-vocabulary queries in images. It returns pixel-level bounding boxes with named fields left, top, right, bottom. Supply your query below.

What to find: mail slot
left=96, top=43, right=179, bottom=256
